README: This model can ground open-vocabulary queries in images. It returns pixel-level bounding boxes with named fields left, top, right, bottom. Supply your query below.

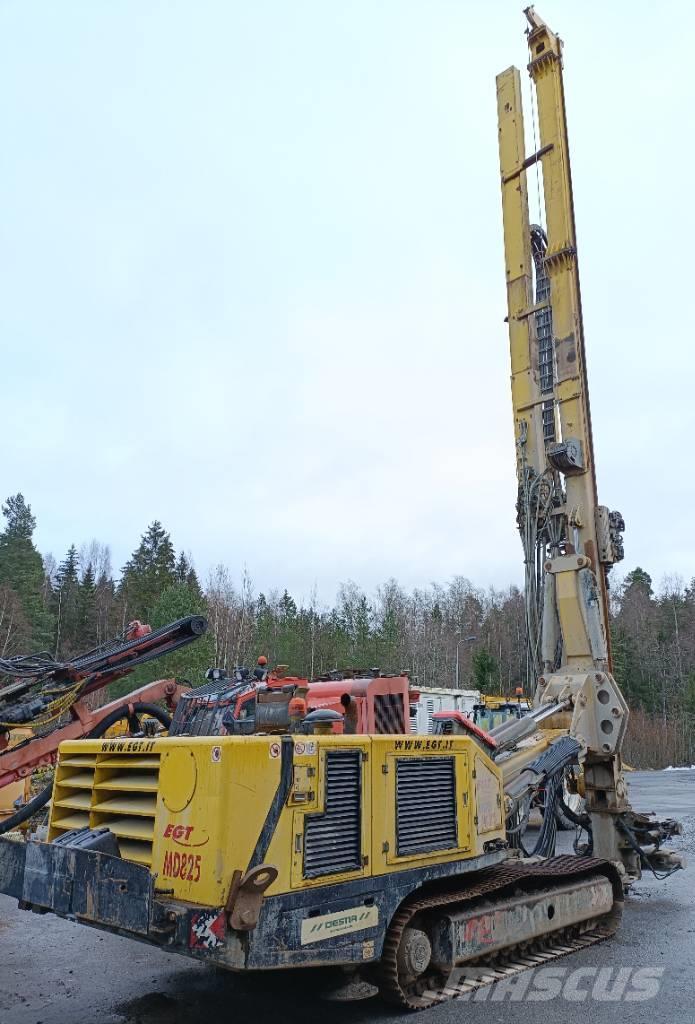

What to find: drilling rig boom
left=496, top=8, right=676, bottom=878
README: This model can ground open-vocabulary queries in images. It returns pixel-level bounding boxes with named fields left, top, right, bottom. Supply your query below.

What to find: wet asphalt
left=0, top=770, right=693, bottom=1024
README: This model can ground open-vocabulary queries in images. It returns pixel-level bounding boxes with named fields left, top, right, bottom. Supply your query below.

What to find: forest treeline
left=1, top=493, right=693, bottom=767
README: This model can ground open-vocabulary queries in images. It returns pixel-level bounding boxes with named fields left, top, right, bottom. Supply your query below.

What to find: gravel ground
left=0, top=770, right=692, bottom=1024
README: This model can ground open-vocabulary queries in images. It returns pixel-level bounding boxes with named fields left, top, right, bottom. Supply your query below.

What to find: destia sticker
left=300, top=905, right=378, bottom=945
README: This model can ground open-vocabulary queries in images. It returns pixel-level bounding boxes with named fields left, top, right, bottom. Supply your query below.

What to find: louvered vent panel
left=49, top=750, right=161, bottom=866
left=304, top=750, right=362, bottom=878
left=90, top=755, right=161, bottom=866
left=48, top=754, right=97, bottom=838
left=374, top=693, right=405, bottom=734
left=396, top=757, right=458, bottom=855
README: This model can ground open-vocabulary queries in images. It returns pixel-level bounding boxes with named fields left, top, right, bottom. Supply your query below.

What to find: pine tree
left=376, top=580, right=406, bottom=672
left=472, top=648, right=498, bottom=693
left=118, top=521, right=177, bottom=623
left=253, top=593, right=277, bottom=666
left=353, top=594, right=374, bottom=667
left=2, top=494, right=36, bottom=539
left=277, top=589, right=299, bottom=669
left=76, top=562, right=98, bottom=649
left=0, top=494, right=54, bottom=650
left=187, top=567, right=203, bottom=599
left=95, top=570, right=116, bottom=645
left=337, top=583, right=377, bottom=669
left=175, top=552, right=203, bottom=600
left=624, top=567, right=653, bottom=597
left=175, top=552, right=191, bottom=583
left=54, top=544, right=81, bottom=657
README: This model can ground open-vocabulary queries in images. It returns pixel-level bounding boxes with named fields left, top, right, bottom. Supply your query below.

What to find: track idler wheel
left=396, top=927, right=432, bottom=986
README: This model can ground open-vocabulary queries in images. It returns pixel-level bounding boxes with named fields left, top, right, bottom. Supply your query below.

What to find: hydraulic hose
left=558, top=794, right=591, bottom=830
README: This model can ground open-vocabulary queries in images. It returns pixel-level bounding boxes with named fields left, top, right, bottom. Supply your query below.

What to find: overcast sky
left=2, top=1, right=693, bottom=603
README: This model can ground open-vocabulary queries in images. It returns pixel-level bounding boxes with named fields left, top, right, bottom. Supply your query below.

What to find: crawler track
left=377, top=856, right=624, bottom=1009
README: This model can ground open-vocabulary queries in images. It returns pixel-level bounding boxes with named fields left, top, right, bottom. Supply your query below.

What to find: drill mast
left=497, top=9, right=632, bottom=869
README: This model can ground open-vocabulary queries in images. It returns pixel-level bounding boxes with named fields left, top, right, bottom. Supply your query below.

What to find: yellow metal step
left=58, top=757, right=97, bottom=768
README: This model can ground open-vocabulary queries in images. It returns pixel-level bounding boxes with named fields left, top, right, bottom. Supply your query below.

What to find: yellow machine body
left=33, top=730, right=621, bottom=992
left=48, top=733, right=505, bottom=911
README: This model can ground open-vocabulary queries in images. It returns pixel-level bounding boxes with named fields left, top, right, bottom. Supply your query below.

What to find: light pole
left=455, top=634, right=477, bottom=688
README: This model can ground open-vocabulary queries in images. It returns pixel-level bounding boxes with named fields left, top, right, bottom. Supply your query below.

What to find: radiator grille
left=374, top=693, right=405, bottom=733
left=304, top=749, right=362, bottom=878
left=396, top=756, right=458, bottom=855
left=49, top=751, right=160, bottom=867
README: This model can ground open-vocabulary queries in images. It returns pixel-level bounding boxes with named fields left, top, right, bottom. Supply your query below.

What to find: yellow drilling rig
left=0, top=8, right=683, bottom=1008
